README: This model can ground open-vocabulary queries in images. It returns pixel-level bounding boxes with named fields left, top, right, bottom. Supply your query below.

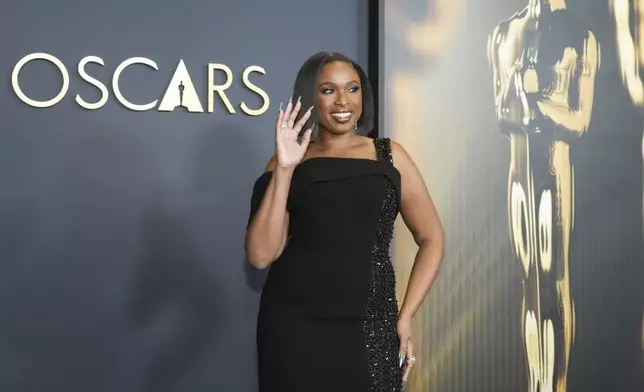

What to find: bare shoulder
left=264, top=154, right=278, bottom=172
left=389, top=139, right=412, bottom=164
left=389, top=139, right=405, bottom=153
left=388, top=139, right=419, bottom=176
left=387, top=139, right=434, bottom=210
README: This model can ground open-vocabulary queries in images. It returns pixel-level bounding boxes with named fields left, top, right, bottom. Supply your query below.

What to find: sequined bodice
left=250, top=138, right=401, bottom=321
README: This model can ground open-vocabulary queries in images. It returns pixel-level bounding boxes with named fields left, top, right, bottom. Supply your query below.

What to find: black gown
left=247, top=138, right=404, bottom=392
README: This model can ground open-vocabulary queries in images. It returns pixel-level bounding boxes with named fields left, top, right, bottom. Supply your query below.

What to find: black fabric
left=247, top=138, right=404, bottom=392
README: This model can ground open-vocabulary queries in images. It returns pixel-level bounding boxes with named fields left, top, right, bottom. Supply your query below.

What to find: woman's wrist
left=398, top=309, right=413, bottom=321
left=271, top=165, right=295, bottom=196
left=274, top=164, right=295, bottom=178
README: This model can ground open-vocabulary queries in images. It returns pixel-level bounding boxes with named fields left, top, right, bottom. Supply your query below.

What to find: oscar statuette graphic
left=488, top=1, right=599, bottom=391
left=178, top=81, right=185, bottom=108
left=611, top=0, right=644, bottom=362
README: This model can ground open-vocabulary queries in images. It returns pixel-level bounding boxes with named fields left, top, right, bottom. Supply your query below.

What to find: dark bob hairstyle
left=291, top=51, right=375, bottom=138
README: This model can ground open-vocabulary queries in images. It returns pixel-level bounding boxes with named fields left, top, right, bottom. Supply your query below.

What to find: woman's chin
left=321, top=123, right=355, bottom=135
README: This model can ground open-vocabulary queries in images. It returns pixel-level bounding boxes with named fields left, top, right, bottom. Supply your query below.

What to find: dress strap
left=374, top=137, right=393, bottom=163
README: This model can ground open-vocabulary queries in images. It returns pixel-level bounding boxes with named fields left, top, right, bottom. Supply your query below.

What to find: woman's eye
left=320, top=86, right=360, bottom=94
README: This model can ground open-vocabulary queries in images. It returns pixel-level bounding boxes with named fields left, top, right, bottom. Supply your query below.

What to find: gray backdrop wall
left=0, top=1, right=368, bottom=391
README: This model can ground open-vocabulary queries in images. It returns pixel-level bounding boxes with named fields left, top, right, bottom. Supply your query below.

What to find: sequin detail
left=374, top=138, right=393, bottom=163
left=364, top=138, right=403, bottom=391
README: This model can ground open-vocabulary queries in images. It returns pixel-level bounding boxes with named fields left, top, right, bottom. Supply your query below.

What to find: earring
left=353, top=123, right=358, bottom=131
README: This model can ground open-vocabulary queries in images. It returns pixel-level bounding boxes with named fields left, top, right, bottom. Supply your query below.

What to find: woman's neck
left=315, top=130, right=360, bottom=150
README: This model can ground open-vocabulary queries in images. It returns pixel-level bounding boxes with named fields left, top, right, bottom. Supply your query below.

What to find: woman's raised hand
left=275, top=97, right=314, bottom=169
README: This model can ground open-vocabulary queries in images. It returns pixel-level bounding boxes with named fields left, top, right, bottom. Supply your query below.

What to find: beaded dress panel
left=364, top=138, right=404, bottom=391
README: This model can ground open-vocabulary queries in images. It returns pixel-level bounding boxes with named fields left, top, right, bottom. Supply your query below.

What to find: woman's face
left=316, top=61, right=363, bottom=135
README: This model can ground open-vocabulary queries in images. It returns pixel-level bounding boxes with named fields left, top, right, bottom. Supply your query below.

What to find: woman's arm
left=245, top=97, right=313, bottom=269
left=244, top=155, right=292, bottom=269
left=392, top=141, right=445, bottom=320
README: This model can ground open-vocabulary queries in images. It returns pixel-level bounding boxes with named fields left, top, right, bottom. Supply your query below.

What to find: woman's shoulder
left=375, top=137, right=415, bottom=172
left=374, top=136, right=403, bottom=151
left=371, top=136, right=407, bottom=157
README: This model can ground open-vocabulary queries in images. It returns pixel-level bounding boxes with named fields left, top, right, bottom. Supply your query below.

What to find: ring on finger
left=407, top=356, right=416, bottom=364
left=280, top=123, right=288, bottom=129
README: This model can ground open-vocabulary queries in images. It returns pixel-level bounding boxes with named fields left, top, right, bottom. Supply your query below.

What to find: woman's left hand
left=397, top=315, right=415, bottom=382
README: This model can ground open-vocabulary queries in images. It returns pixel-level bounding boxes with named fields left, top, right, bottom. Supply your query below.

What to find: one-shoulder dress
left=247, top=137, right=404, bottom=392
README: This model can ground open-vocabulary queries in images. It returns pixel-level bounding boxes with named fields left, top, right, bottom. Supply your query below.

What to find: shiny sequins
left=374, top=137, right=392, bottom=163
left=363, top=138, right=403, bottom=391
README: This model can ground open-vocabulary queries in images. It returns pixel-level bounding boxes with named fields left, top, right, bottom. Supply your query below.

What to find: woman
left=245, top=51, right=444, bottom=392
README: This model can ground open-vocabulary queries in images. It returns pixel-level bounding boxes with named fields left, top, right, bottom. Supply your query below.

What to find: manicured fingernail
left=297, top=96, right=301, bottom=104
left=288, top=96, right=292, bottom=103
left=399, top=354, right=405, bottom=367
left=279, top=102, right=283, bottom=111
left=308, top=106, right=314, bottom=112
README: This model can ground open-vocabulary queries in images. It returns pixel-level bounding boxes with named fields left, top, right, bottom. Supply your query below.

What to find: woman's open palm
left=276, top=97, right=314, bottom=168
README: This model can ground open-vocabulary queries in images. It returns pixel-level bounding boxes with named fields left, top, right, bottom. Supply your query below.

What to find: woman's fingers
left=300, top=128, right=313, bottom=147
left=293, top=106, right=313, bottom=132
left=402, top=339, right=414, bottom=382
left=287, top=96, right=301, bottom=128
left=282, top=98, right=294, bottom=126
left=276, top=97, right=306, bottom=135
left=399, top=336, right=408, bottom=368
left=275, top=102, right=284, bottom=126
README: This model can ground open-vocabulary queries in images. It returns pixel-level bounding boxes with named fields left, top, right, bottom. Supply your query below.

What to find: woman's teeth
left=331, top=112, right=352, bottom=120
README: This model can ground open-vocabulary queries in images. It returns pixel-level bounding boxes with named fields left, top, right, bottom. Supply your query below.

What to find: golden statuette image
left=488, top=0, right=600, bottom=391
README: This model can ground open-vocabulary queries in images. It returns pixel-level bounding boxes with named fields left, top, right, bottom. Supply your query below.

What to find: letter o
left=11, top=53, right=70, bottom=108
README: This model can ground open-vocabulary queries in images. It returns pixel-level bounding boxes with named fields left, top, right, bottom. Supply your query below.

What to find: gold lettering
left=112, top=57, right=158, bottom=111
left=11, top=53, right=70, bottom=108
left=240, top=65, right=270, bottom=116
left=207, top=63, right=235, bottom=114
left=76, top=56, right=109, bottom=110
left=11, top=54, right=269, bottom=116
left=158, top=59, right=204, bottom=113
